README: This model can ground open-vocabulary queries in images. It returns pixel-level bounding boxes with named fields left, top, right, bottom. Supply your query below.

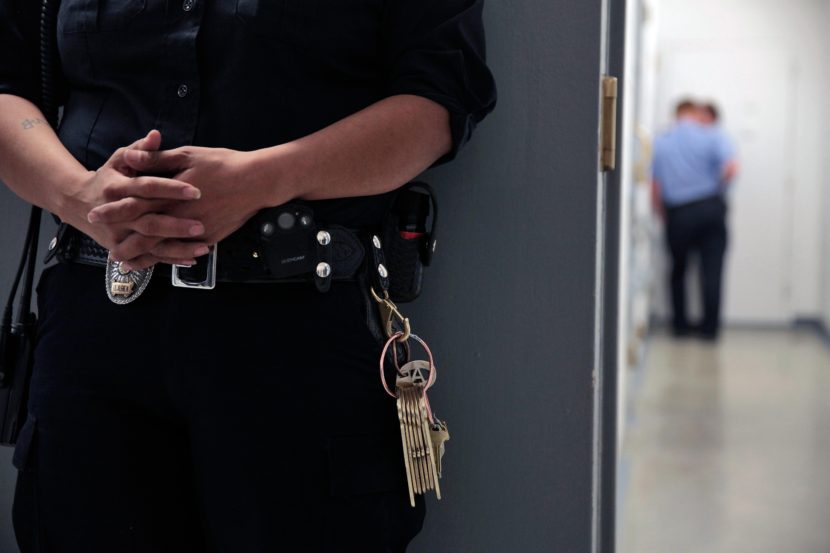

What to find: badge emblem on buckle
left=171, top=245, right=218, bottom=290
left=105, top=256, right=154, bottom=305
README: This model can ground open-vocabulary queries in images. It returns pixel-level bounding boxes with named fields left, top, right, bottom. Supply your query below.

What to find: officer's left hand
left=89, top=144, right=288, bottom=269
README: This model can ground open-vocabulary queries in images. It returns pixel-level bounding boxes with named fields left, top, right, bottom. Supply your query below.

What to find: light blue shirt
left=652, top=120, right=736, bottom=207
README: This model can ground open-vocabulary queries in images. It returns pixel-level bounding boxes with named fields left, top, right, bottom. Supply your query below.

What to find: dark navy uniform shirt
left=0, top=0, right=496, bottom=228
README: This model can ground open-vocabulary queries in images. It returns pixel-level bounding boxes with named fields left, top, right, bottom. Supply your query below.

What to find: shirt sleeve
left=651, top=138, right=663, bottom=183
left=0, top=0, right=43, bottom=106
left=714, top=129, right=736, bottom=168
left=381, top=0, right=497, bottom=165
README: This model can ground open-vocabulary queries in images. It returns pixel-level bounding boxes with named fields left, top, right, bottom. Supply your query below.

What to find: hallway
left=619, top=329, right=830, bottom=553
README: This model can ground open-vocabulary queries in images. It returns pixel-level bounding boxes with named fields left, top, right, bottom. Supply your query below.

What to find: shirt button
left=177, top=84, right=189, bottom=98
left=182, top=0, right=194, bottom=11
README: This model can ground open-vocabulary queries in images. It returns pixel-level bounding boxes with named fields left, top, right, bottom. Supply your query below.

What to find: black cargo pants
left=12, top=261, right=424, bottom=552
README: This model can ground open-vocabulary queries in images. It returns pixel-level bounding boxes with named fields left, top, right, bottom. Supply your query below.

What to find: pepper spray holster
left=380, top=182, right=438, bottom=304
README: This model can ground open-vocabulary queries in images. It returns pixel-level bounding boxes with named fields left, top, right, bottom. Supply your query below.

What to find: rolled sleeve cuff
left=386, top=85, right=474, bottom=166
left=384, top=51, right=495, bottom=166
left=0, top=82, right=42, bottom=106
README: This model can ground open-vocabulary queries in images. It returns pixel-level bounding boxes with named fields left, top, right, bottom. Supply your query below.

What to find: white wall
left=652, top=0, right=829, bottom=324
left=618, top=0, right=661, bottom=448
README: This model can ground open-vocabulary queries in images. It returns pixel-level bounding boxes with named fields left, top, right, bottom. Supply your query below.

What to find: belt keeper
left=370, top=233, right=390, bottom=293
left=314, top=229, right=333, bottom=293
left=44, top=222, right=71, bottom=265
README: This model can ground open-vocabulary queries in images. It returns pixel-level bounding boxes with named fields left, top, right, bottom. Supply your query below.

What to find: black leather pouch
left=0, top=315, right=37, bottom=446
left=0, top=208, right=41, bottom=446
left=382, top=182, right=438, bottom=304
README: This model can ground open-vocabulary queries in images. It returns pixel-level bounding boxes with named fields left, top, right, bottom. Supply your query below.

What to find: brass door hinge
left=600, top=76, right=618, bottom=172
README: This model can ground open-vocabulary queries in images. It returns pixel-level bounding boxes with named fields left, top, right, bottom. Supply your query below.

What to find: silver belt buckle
left=171, top=244, right=218, bottom=290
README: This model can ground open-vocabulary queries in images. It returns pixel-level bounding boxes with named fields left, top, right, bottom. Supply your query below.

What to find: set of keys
left=380, top=330, right=450, bottom=508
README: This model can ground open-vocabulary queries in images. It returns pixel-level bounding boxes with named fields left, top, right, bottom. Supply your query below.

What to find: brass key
left=429, top=419, right=450, bottom=478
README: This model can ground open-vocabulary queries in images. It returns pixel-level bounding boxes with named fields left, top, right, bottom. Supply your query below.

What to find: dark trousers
left=665, top=196, right=728, bottom=337
left=12, top=262, right=424, bottom=552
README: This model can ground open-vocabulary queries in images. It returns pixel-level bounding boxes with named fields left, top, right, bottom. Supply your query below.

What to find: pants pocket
left=322, top=432, right=426, bottom=552
left=325, top=432, right=406, bottom=496
left=12, top=416, right=36, bottom=470
left=12, top=416, right=41, bottom=553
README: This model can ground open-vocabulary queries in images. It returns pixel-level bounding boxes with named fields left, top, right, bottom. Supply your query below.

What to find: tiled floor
left=619, top=329, right=830, bottom=553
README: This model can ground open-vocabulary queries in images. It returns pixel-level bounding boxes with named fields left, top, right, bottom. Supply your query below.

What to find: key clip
left=370, top=287, right=411, bottom=342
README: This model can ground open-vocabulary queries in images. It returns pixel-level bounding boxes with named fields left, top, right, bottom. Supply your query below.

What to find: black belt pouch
left=383, top=182, right=438, bottom=304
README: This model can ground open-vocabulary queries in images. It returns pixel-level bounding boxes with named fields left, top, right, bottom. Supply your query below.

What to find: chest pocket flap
left=59, top=0, right=146, bottom=34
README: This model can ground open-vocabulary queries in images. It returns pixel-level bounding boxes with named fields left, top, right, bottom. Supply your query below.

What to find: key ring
left=379, top=332, right=437, bottom=398
left=393, top=340, right=412, bottom=376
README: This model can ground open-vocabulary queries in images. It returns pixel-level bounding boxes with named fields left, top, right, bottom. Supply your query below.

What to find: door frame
left=593, top=0, right=627, bottom=552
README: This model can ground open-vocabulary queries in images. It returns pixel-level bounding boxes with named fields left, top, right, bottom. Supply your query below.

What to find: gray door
left=405, top=0, right=624, bottom=551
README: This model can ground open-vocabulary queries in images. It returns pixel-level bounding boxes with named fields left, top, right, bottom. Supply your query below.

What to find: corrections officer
left=0, top=0, right=497, bottom=551
left=652, top=100, right=738, bottom=340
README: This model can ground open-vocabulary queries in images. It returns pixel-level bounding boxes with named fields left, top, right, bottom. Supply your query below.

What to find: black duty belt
left=46, top=203, right=378, bottom=294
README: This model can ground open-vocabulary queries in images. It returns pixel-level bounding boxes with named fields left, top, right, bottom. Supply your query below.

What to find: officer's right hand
left=66, top=130, right=210, bottom=267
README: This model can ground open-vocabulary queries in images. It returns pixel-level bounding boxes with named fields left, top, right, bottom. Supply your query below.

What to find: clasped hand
left=79, top=130, right=266, bottom=271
